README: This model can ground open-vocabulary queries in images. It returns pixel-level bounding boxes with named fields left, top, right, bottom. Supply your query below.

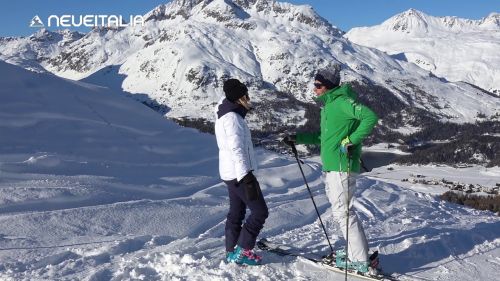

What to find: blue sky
left=0, top=0, right=498, bottom=37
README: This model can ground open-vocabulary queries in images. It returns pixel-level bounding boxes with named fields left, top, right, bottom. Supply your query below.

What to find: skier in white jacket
left=215, top=79, right=268, bottom=266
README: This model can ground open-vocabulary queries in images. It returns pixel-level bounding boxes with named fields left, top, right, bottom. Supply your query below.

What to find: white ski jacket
left=215, top=99, right=257, bottom=182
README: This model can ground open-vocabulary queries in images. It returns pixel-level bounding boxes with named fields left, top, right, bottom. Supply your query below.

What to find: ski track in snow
left=1, top=160, right=498, bottom=281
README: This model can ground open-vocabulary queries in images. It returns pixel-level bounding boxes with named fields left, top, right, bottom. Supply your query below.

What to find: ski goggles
left=313, top=83, right=325, bottom=89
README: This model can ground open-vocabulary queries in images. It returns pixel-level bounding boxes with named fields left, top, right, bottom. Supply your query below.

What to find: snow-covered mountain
left=345, top=9, right=500, bottom=96
left=1, top=60, right=499, bottom=281
left=2, top=1, right=500, bottom=132
left=0, top=28, right=83, bottom=73
left=42, top=0, right=346, bottom=120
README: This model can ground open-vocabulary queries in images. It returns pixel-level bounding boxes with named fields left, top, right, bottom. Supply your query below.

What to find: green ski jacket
left=296, top=84, right=378, bottom=173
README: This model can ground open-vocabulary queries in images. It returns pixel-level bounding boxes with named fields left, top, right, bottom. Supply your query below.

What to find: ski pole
left=289, top=142, right=334, bottom=253
left=345, top=150, right=352, bottom=281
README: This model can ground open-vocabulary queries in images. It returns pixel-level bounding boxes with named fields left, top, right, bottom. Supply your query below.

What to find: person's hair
left=237, top=95, right=251, bottom=110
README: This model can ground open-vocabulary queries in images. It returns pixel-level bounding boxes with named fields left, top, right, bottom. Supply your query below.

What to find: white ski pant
left=324, top=171, right=369, bottom=262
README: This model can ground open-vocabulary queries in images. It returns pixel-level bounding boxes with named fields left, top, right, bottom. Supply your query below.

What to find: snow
left=364, top=143, right=410, bottom=155
left=366, top=164, right=499, bottom=195
left=0, top=59, right=499, bottom=280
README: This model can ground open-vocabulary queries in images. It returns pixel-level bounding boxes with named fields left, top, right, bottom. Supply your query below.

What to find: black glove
left=239, top=171, right=261, bottom=201
left=281, top=134, right=296, bottom=147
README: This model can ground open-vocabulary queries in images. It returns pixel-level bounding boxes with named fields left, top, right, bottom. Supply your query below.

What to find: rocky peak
left=232, top=0, right=258, bottom=9
left=387, top=9, right=429, bottom=33
left=144, top=0, right=206, bottom=21
left=27, top=28, right=83, bottom=44
left=171, top=0, right=207, bottom=10
left=30, top=28, right=58, bottom=41
left=480, top=12, right=500, bottom=29
left=386, top=9, right=500, bottom=33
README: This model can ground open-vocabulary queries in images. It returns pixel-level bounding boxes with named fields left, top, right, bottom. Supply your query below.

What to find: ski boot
left=368, top=251, right=380, bottom=276
left=227, top=245, right=262, bottom=266
left=335, top=249, right=370, bottom=273
left=321, top=251, right=336, bottom=265
left=335, top=250, right=381, bottom=275
left=225, top=250, right=234, bottom=263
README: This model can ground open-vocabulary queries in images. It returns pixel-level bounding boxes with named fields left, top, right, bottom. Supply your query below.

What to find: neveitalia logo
left=30, top=15, right=45, bottom=28
left=29, top=15, right=144, bottom=28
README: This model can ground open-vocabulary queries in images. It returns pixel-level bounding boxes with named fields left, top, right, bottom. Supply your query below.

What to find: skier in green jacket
left=283, top=65, right=378, bottom=272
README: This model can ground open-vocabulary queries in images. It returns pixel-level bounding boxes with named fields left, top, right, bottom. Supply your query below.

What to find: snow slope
left=345, top=9, right=500, bottom=95
left=1, top=60, right=499, bottom=280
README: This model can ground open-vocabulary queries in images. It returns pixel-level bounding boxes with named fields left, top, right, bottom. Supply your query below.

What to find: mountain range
left=346, top=9, right=500, bottom=96
left=0, top=0, right=499, bottom=138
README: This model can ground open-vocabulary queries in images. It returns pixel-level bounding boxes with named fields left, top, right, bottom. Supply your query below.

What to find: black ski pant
left=224, top=178, right=268, bottom=252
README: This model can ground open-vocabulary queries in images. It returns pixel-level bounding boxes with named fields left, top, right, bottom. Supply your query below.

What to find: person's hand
left=281, top=134, right=296, bottom=147
left=239, top=171, right=261, bottom=201
left=239, top=171, right=257, bottom=185
left=340, top=136, right=353, bottom=154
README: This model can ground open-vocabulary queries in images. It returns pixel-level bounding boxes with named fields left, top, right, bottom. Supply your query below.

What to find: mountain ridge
left=345, top=9, right=500, bottom=95
left=1, top=2, right=499, bottom=138
left=382, top=8, right=500, bottom=34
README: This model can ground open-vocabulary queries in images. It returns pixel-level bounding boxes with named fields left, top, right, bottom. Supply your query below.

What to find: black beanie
left=223, top=79, right=248, bottom=102
left=315, top=65, right=341, bottom=89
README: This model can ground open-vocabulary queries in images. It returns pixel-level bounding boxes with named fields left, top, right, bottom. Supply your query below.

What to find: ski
left=257, top=238, right=399, bottom=281
left=304, top=258, right=399, bottom=281
left=256, top=238, right=321, bottom=263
